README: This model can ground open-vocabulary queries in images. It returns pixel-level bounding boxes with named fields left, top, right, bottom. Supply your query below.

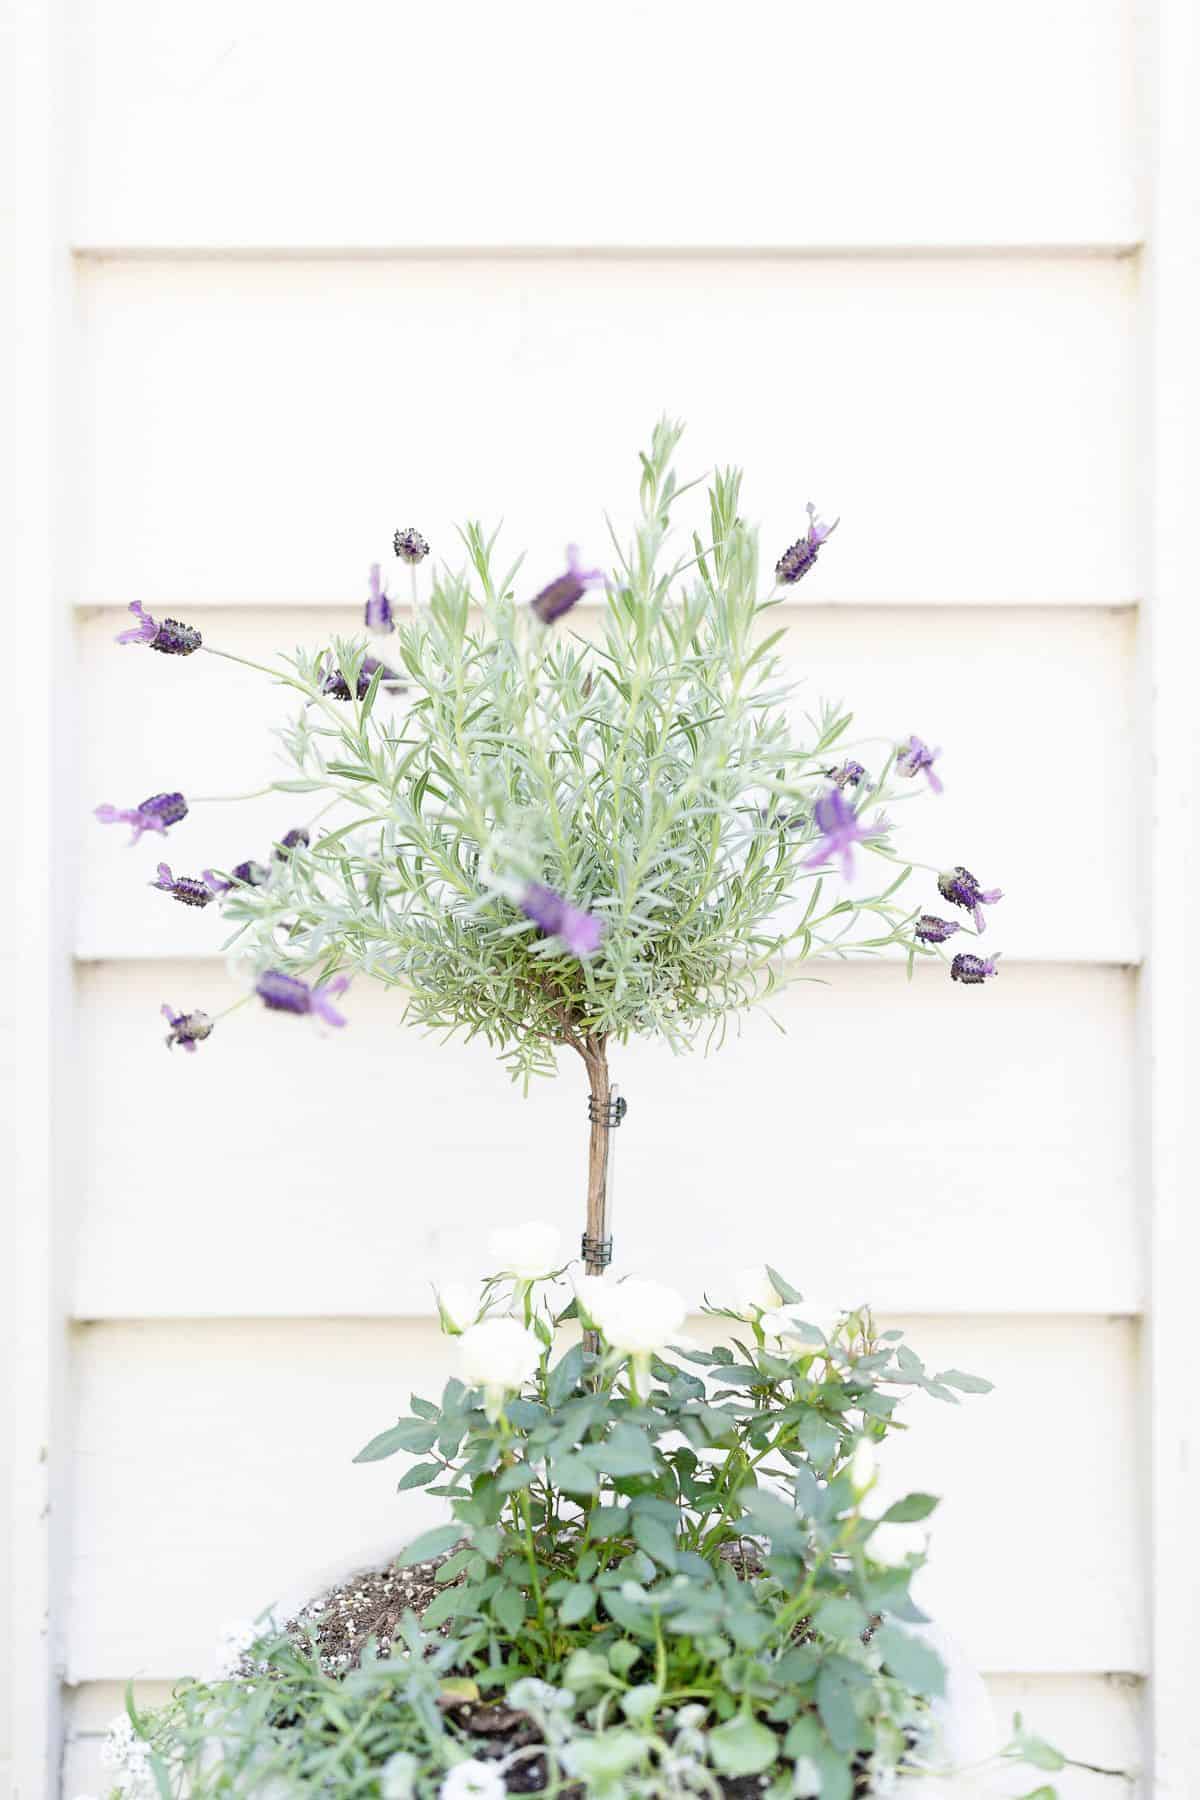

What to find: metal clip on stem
left=581, top=1087, right=626, bottom=1270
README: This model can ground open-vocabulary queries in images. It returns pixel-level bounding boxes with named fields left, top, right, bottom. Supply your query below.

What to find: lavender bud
left=152, top=863, right=221, bottom=908
left=115, top=602, right=202, bottom=655
left=161, top=1003, right=214, bottom=1052
left=830, top=760, right=867, bottom=789
left=529, top=547, right=604, bottom=625
left=775, top=504, right=837, bottom=585
left=274, top=827, right=310, bottom=861
left=950, top=953, right=998, bottom=985
left=231, top=860, right=271, bottom=887
left=364, top=564, right=394, bottom=634
left=393, top=527, right=429, bottom=565
left=255, top=969, right=350, bottom=1026
left=937, top=865, right=1003, bottom=933
left=520, top=883, right=605, bottom=958
left=914, top=914, right=961, bottom=944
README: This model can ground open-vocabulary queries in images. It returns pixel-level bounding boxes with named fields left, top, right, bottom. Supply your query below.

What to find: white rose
left=848, top=1437, right=878, bottom=1495
left=865, top=1519, right=928, bottom=1567
left=588, top=1278, right=688, bottom=1358
left=440, top=1760, right=507, bottom=1800
left=730, top=1265, right=783, bottom=1318
left=457, top=1317, right=540, bottom=1418
left=436, top=1283, right=479, bottom=1335
left=488, top=1220, right=562, bottom=1280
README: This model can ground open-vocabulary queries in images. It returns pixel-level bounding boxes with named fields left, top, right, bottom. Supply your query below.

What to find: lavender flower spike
left=152, top=863, right=222, bottom=908
left=162, top=1003, right=214, bottom=1052
left=937, top=865, right=1003, bottom=932
left=364, top=564, right=394, bottom=635
left=115, top=602, right=202, bottom=656
left=915, top=913, right=961, bottom=944
left=951, top=953, right=998, bottom=985
left=801, top=787, right=884, bottom=883
left=775, top=504, right=838, bottom=585
left=520, top=883, right=605, bottom=958
left=273, top=827, right=310, bottom=861
left=529, top=546, right=605, bottom=625
left=896, top=735, right=943, bottom=794
left=831, top=760, right=867, bottom=790
left=255, top=969, right=351, bottom=1027
left=94, top=791, right=188, bottom=844
left=393, top=527, right=429, bottom=565
left=321, top=656, right=405, bottom=701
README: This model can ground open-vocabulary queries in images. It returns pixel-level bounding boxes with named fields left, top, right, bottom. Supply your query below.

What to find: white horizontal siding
left=62, top=1675, right=1146, bottom=1800
left=76, top=255, right=1138, bottom=609
left=75, top=958, right=1139, bottom=1319
left=71, top=0, right=1138, bottom=251
left=77, top=604, right=1139, bottom=965
left=66, top=1315, right=1143, bottom=1683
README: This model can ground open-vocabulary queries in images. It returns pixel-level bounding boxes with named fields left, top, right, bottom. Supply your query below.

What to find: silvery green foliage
left=220, top=422, right=924, bottom=1081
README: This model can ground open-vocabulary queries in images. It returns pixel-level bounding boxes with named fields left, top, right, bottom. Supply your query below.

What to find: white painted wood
left=75, top=603, right=1139, bottom=964
left=75, top=254, right=1138, bottom=609
left=73, top=958, right=1138, bottom=1320
left=71, top=1, right=1138, bottom=252
left=65, top=1316, right=1142, bottom=1682
left=8, top=0, right=73, bottom=1795
left=1142, top=0, right=1200, bottom=1792
left=60, top=1676, right=1145, bottom=1799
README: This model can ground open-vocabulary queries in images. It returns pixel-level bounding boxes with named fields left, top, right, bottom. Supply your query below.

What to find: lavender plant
left=97, top=420, right=1001, bottom=1271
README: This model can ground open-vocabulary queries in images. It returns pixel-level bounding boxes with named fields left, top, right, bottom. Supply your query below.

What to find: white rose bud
left=590, top=1278, right=688, bottom=1360
left=488, top=1220, right=562, bottom=1280
left=731, top=1265, right=784, bottom=1318
left=435, top=1282, right=479, bottom=1335
left=848, top=1437, right=878, bottom=1495
left=457, top=1317, right=540, bottom=1420
left=865, top=1519, right=928, bottom=1567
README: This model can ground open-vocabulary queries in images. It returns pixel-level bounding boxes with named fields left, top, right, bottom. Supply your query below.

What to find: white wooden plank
left=9, top=0, right=73, bottom=1793
left=65, top=1315, right=1143, bottom=1681
left=75, top=254, right=1137, bottom=609
left=1143, top=0, right=1200, bottom=1792
left=73, top=957, right=1138, bottom=1320
left=75, top=603, right=1139, bottom=965
left=63, top=1674, right=1144, bottom=1799
left=71, top=1, right=1138, bottom=251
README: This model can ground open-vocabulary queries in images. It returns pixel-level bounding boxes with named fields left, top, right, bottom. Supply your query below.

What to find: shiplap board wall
left=12, top=0, right=1200, bottom=1794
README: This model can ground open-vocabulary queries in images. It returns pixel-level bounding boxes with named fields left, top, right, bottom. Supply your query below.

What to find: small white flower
left=436, top=1282, right=479, bottom=1335
left=730, top=1265, right=783, bottom=1318
left=380, top=1751, right=419, bottom=1799
left=440, top=1758, right=507, bottom=1800
left=583, top=1277, right=688, bottom=1358
left=848, top=1437, right=878, bottom=1495
left=488, top=1219, right=562, bottom=1279
left=865, top=1519, right=928, bottom=1566
left=457, top=1316, right=540, bottom=1417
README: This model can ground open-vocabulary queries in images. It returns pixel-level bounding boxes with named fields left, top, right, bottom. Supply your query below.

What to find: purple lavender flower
left=896, top=735, right=943, bottom=794
left=775, top=504, right=838, bottom=585
left=830, top=760, right=867, bottom=789
left=274, top=827, right=310, bottom=861
left=801, top=787, right=884, bottom=882
left=529, top=546, right=605, bottom=625
left=321, top=656, right=404, bottom=701
left=364, top=564, right=394, bottom=634
left=393, top=527, right=429, bottom=565
left=937, top=865, right=1003, bottom=932
left=520, top=883, right=605, bottom=958
left=951, top=953, right=998, bottom=985
left=115, top=602, right=202, bottom=656
left=162, top=1003, right=214, bottom=1052
left=255, top=969, right=351, bottom=1026
left=152, top=863, right=222, bottom=908
left=231, top=860, right=271, bottom=887
left=915, top=913, right=961, bottom=944
left=94, top=792, right=188, bottom=844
